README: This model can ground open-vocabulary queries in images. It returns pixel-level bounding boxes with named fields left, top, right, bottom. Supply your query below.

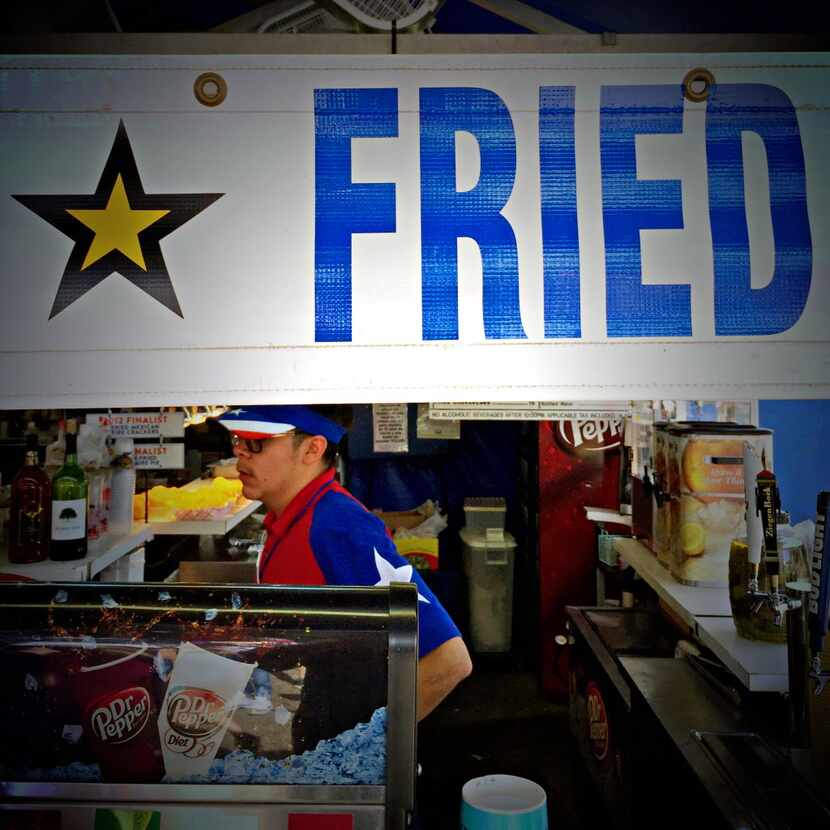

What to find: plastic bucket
left=461, top=775, right=548, bottom=830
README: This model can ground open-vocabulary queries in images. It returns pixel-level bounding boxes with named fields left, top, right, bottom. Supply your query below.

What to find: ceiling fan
left=322, top=0, right=445, bottom=32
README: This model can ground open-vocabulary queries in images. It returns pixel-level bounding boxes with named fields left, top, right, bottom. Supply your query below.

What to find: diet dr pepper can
left=77, top=643, right=165, bottom=782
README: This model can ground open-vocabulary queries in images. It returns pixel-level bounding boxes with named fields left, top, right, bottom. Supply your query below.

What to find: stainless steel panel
left=0, top=801, right=386, bottom=830
left=0, top=782, right=385, bottom=804
left=385, top=582, right=419, bottom=830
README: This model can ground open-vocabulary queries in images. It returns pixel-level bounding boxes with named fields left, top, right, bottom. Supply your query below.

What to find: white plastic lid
left=464, top=496, right=506, bottom=512
left=460, top=527, right=516, bottom=549
left=114, top=437, right=134, bottom=454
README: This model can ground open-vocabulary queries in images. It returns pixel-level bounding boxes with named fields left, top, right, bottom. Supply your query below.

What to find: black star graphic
left=13, top=121, right=223, bottom=318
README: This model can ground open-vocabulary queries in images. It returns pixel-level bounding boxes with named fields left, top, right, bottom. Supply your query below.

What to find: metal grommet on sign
left=194, top=72, right=227, bottom=107
left=682, top=67, right=715, bottom=103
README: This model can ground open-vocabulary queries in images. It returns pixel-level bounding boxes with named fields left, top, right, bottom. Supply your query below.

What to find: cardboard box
left=374, top=508, right=440, bottom=570
left=374, top=508, right=430, bottom=531
left=393, top=536, right=439, bottom=570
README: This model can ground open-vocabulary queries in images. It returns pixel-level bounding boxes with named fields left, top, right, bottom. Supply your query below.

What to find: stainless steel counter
left=620, top=656, right=830, bottom=830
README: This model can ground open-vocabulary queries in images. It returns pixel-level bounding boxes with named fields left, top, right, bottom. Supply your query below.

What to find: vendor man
left=218, top=404, right=473, bottom=721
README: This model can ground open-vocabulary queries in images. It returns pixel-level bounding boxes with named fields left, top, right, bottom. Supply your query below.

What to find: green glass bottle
left=50, top=430, right=88, bottom=561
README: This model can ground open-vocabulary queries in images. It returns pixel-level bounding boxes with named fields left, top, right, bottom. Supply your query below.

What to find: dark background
left=2, top=0, right=829, bottom=35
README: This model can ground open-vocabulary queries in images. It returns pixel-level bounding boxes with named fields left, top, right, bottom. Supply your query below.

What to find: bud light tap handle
left=809, top=492, right=830, bottom=659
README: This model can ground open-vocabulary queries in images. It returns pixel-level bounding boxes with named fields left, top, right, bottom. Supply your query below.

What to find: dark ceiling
left=2, top=0, right=829, bottom=35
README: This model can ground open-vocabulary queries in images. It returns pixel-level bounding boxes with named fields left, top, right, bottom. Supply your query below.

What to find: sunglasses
left=230, top=430, right=296, bottom=454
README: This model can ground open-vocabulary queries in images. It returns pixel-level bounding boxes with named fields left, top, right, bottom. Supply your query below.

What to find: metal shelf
left=613, top=538, right=731, bottom=624
left=136, top=498, right=261, bottom=536
left=0, top=525, right=153, bottom=581
left=613, top=538, right=787, bottom=693
left=135, top=478, right=262, bottom=535
left=584, top=506, right=632, bottom=527
left=694, top=616, right=787, bottom=693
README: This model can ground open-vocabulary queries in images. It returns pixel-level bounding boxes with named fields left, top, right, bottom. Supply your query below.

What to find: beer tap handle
left=756, top=465, right=780, bottom=581
left=743, top=441, right=764, bottom=594
left=808, top=492, right=829, bottom=662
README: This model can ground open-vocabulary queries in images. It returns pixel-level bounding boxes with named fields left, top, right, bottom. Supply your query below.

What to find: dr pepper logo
left=586, top=681, right=610, bottom=762
left=167, top=687, right=227, bottom=737
left=555, top=419, right=623, bottom=455
left=89, top=686, right=151, bottom=745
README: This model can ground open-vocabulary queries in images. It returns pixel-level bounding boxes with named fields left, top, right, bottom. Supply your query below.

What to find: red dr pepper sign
left=586, top=682, right=610, bottom=762
left=289, top=815, right=354, bottom=830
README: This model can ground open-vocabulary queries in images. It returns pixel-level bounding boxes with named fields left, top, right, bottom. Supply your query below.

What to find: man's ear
left=303, top=434, right=328, bottom=465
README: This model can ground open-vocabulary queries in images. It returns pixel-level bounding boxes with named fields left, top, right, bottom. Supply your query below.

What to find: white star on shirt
left=373, top=548, right=430, bottom=603
left=227, top=408, right=245, bottom=415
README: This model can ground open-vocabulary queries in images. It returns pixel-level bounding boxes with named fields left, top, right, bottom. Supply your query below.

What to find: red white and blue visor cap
left=217, top=405, right=346, bottom=444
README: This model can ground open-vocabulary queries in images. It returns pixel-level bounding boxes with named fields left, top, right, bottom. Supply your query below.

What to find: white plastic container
left=461, top=527, right=517, bottom=653
left=463, top=496, right=507, bottom=533
left=109, top=438, right=136, bottom=536
left=100, top=548, right=146, bottom=583
left=78, top=423, right=109, bottom=552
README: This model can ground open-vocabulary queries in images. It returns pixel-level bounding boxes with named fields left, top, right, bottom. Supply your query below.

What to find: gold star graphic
left=13, top=120, right=223, bottom=318
left=66, top=174, right=169, bottom=271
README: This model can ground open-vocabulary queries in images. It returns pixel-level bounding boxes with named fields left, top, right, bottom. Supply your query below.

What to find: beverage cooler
left=0, top=581, right=419, bottom=830
left=538, top=421, right=623, bottom=697
left=565, top=607, right=678, bottom=830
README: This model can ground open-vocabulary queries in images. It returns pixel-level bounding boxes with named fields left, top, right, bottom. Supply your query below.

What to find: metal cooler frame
left=0, top=581, right=419, bottom=830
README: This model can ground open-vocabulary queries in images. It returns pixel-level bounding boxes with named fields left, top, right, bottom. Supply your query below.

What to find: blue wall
left=759, top=400, right=830, bottom=524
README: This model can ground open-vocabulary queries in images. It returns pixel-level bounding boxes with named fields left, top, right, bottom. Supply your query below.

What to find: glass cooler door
left=0, top=582, right=419, bottom=830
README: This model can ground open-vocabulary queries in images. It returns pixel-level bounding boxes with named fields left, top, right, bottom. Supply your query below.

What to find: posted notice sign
left=87, top=411, right=185, bottom=438
left=133, top=443, right=185, bottom=470
left=429, top=401, right=631, bottom=421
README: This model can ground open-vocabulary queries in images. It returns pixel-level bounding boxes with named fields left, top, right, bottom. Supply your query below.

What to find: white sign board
left=373, top=403, right=409, bottom=453
left=133, top=443, right=185, bottom=470
left=1, top=51, right=828, bottom=406
left=87, top=411, right=185, bottom=438
left=416, top=403, right=461, bottom=440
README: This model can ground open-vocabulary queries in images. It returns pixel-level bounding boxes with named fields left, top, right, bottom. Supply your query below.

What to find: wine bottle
left=50, top=429, right=88, bottom=561
left=8, top=436, right=51, bottom=564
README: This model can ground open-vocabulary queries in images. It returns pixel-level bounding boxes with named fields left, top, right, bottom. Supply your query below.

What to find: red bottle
left=9, top=438, right=52, bottom=564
